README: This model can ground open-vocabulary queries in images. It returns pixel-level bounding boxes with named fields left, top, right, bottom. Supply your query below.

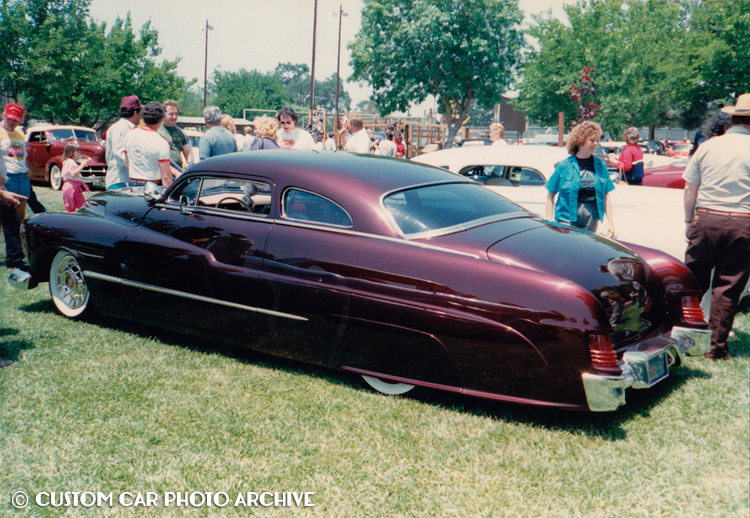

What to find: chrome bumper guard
left=8, top=268, right=32, bottom=290
left=582, top=326, right=711, bottom=412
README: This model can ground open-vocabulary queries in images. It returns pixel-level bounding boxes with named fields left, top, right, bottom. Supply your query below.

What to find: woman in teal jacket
left=545, top=121, right=616, bottom=237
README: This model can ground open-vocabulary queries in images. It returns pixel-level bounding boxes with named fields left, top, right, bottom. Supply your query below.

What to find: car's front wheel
left=362, top=375, right=415, bottom=396
left=49, top=250, right=90, bottom=318
left=49, top=164, right=63, bottom=190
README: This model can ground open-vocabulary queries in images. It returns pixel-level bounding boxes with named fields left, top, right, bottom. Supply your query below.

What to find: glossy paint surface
left=22, top=151, right=705, bottom=410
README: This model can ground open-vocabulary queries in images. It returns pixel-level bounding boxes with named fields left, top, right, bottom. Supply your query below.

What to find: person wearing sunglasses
left=276, top=106, right=315, bottom=150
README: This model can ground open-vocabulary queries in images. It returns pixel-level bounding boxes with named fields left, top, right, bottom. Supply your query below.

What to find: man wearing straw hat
left=683, top=93, right=750, bottom=360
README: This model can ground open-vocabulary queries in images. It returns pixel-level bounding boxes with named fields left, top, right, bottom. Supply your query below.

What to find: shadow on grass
left=19, top=300, right=716, bottom=440
left=0, top=327, right=36, bottom=361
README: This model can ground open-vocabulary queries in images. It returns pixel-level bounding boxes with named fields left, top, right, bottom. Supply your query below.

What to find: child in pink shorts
left=61, top=142, right=90, bottom=212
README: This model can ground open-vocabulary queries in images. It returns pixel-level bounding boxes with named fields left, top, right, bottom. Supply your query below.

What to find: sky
left=88, top=0, right=572, bottom=112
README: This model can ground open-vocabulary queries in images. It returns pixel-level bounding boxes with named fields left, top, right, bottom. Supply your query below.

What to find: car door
left=115, top=174, right=275, bottom=339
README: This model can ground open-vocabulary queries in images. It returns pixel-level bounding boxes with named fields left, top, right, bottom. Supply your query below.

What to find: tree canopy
left=350, top=0, right=525, bottom=147
left=516, top=0, right=750, bottom=136
left=1, top=0, right=187, bottom=129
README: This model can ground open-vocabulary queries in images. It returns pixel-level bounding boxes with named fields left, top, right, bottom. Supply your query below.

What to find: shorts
left=5, top=173, right=31, bottom=198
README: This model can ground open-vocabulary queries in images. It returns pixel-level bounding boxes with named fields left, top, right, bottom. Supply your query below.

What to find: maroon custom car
left=25, top=125, right=107, bottom=190
left=11, top=151, right=710, bottom=411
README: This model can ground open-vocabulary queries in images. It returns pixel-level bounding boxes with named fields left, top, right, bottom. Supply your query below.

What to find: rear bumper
left=582, top=326, right=711, bottom=412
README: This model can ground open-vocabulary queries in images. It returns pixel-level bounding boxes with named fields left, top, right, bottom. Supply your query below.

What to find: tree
left=212, top=68, right=290, bottom=118
left=675, top=0, right=750, bottom=128
left=0, top=1, right=187, bottom=128
left=350, top=0, right=525, bottom=147
left=517, top=0, right=750, bottom=136
left=313, top=74, right=351, bottom=113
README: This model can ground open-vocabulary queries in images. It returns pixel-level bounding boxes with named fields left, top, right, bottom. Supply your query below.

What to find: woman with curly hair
left=249, top=116, right=280, bottom=150
left=545, top=121, right=616, bottom=237
left=615, top=127, right=644, bottom=185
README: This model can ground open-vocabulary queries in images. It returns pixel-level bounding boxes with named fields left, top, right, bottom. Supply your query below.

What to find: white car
left=415, top=144, right=750, bottom=311
left=413, top=145, right=688, bottom=261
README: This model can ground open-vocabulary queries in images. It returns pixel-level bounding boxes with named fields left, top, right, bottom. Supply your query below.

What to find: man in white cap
left=683, top=93, right=750, bottom=360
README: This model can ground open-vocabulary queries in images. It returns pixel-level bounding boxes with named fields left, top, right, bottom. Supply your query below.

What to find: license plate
left=646, top=352, right=668, bottom=384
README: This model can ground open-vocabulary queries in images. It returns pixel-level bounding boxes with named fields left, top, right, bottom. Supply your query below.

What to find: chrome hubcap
left=55, top=256, right=87, bottom=309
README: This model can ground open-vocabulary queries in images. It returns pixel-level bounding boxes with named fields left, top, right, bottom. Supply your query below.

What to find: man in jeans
left=0, top=103, right=30, bottom=269
left=683, top=93, right=750, bottom=360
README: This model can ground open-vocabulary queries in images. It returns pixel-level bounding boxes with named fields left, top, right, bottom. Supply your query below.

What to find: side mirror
left=143, top=181, right=163, bottom=205
left=179, top=194, right=193, bottom=215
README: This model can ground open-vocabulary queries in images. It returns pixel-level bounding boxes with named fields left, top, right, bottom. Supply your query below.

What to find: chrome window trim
left=83, top=271, right=308, bottom=322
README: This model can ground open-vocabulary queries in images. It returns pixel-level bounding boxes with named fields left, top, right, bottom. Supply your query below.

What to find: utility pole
left=203, top=20, right=213, bottom=108
left=309, top=0, right=318, bottom=123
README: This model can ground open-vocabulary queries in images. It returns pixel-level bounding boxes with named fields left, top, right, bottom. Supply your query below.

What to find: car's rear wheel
left=361, top=375, right=415, bottom=396
left=49, top=250, right=90, bottom=318
left=49, top=164, right=63, bottom=190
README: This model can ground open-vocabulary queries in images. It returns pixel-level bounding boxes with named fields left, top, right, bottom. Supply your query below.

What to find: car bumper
left=582, top=326, right=711, bottom=412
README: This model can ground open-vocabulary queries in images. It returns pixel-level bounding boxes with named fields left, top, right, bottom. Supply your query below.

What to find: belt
left=130, top=179, right=162, bottom=186
left=696, top=207, right=750, bottom=218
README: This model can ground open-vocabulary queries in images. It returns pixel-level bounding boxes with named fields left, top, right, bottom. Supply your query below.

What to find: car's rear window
left=383, top=182, right=524, bottom=237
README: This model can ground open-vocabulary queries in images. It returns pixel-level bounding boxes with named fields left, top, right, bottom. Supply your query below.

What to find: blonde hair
left=63, top=141, right=81, bottom=159
left=253, top=115, right=278, bottom=139
left=566, top=121, right=602, bottom=155
left=489, top=123, right=505, bottom=137
left=220, top=114, right=236, bottom=134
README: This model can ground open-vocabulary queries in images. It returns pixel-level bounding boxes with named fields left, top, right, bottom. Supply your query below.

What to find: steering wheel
left=215, top=196, right=251, bottom=211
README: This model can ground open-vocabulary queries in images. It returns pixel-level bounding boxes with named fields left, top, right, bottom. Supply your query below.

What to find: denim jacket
left=545, top=155, right=615, bottom=223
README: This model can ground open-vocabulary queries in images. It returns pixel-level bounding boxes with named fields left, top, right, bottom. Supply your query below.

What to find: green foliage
left=518, top=0, right=750, bottom=135
left=351, top=0, right=525, bottom=147
left=212, top=68, right=290, bottom=118
left=1, top=0, right=188, bottom=129
left=271, top=63, right=352, bottom=113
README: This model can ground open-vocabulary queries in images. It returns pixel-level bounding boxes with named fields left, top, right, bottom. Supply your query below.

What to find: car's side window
left=458, top=165, right=505, bottom=181
left=168, top=177, right=272, bottom=216
left=197, top=178, right=272, bottom=215
left=508, top=166, right=545, bottom=186
left=28, top=132, right=44, bottom=143
left=282, top=188, right=352, bottom=227
left=167, top=177, right=202, bottom=206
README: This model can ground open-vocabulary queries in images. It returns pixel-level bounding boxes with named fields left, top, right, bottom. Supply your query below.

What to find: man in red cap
left=105, top=95, right=142, bottom=189
left=0, top=102, right=30, bottom=269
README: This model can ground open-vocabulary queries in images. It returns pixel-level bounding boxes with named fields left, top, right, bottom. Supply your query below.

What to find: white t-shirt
left=375, top=139, right=397, bottom=156
left=124, top=127, right=170, bottom=182
left=277, top=127, right=315, bottom=150
left=0, top=126, right=27, bottom=179
left=344, top=129, right=372, bottom=154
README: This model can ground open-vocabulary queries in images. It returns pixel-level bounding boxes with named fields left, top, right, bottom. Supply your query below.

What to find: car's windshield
left=48, top=129, right=75, bottom=141
left=383, top=182, right=525, bottom=237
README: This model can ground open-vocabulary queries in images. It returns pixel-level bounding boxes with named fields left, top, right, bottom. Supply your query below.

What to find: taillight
left=681, top=295, right=706, bottom=325
left=588, top=334, right=622, bottom=374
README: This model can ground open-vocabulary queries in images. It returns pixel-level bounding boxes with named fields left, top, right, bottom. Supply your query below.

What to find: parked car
left=667, top=142, right=692, bottom=158
left=643, top=159, right=688, bottom=189
left=11, top=151, right=709, bottom=412
left=413, top=145, right=689, bottom=261
left=600, top=141, right=675, bottom=171
left=25, top=125, right=107, bottom=190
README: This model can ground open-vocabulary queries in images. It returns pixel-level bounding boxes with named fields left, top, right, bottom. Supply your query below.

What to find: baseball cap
left=3, top=103, right=24, bottom=122
left=120, top=95, right=143, bottom=111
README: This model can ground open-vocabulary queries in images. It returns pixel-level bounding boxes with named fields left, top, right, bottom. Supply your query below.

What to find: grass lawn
left=0, top=186, right=748, bottom=517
